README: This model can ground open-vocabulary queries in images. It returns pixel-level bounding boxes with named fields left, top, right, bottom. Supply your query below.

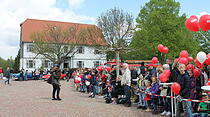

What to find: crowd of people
left=72, top=59, right=210, bottom=117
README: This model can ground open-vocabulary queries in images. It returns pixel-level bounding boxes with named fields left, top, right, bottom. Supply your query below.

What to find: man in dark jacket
left=51, top=64, right=62, bottom=101
left=130, top=66, right=138, bottom=102
left=5, top=67, right=11, bottom=85
left=140, top=62, right=146, bottom=76
left=176, top=63, right=192, bottom=117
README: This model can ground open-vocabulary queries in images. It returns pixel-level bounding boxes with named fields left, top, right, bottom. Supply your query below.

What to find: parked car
left=12, top=73, right=35, bottom=80
left=42, top=74, right=67, bottom=81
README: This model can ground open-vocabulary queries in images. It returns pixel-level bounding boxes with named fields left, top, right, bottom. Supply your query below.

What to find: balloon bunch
left=157, top=44, right=169, bottom=54
left=176, top=50, right=210, bottom=78
left=185, top=14, right=210, bottom=32
left=178, top=50, right=189, bottom=66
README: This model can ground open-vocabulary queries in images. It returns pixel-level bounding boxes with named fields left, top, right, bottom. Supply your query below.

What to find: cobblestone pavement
left=0, top=79, right=161, bottom=117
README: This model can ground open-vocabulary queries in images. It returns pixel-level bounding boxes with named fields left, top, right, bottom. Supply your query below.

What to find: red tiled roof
left=20, top=18, right=107, bottom=46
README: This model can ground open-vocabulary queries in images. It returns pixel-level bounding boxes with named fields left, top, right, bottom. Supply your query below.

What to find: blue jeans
left=99, top=85, right=103, bottom=94
left=192, top=113, right=208, bottom=117
left=163, top=97, right=171, bottom=112
left=124, top=85, right=131, bottom=104
left=5, top=77, right=10, bottom=84
left=95, top=85, right=98, bottom=95
left=25, top=76, right=28, bottom=80
left=176, top=101, right=192, bottom=117
left=138, top=93, right=146, bottom=107
left=92, top=85, right=96, bottom=98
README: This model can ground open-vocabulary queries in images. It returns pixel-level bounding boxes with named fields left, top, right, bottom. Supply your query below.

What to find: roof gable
left=20, top=19, right=107, bottom=46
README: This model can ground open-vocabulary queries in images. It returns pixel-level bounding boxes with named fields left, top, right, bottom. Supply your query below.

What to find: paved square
left=0, top=80, right=160, bottom=117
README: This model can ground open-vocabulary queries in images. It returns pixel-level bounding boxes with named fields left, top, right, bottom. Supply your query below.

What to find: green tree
left=0, top=57, right=13, bottom=74
left=129, top=0, right=199, bottom=63
left=13, top=49, right=20, bottom=73
left=194, top=31, right=210, bottom=54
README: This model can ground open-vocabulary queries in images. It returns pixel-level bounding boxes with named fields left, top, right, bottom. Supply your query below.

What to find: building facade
left=20, top=19, right=107, bottom=71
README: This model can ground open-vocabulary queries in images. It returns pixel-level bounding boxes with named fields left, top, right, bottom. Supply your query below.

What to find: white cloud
left=0, top=0, right=95, bottom=59
left=69, top=0, right=85, bottom=9
left=196, top=11, right=209, bottom=19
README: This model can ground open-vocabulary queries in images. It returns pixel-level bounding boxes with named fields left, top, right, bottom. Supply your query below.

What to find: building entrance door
left=64, top=62, right=69, bottom=68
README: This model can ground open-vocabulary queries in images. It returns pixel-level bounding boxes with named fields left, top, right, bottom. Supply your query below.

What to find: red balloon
left=159, top=73, right=168, bottom=83
left=174, top=58, right=179, bottom=62
left=193, top=68, right=201, bottom=78
left=158, top=44, right=164, bottom=52
left=194, top=58, right=204, bottom=68
left=186, top=64, right=195, bottom=71
left=205, top=54, right=210, bottom=65
left=188, top=57, right=194, bottom=62
left=87, top=75, right=92, bottom=79
left=163, top=47, right=169, bottom=54
left=208, top=79, right=210, bottom=85
left=152, top=57, right=158, bottom=64
left=171, top=82, right=181, bottom=95
left=75, top=80, right=80, bottom=84
left=180, top=50, right=189, bottom=58
left=112, top=59, right=117, bottom=62
left=106, top=67, right=111, bottom=72
left=199, top=15, right=210, bottom=32
left=179, top=57, right=188, bottom=65
left=185, top=15, right=199, bottom=32
left=97, top=66, right=103, bottom=71
left=163, top=70, right=171, bottom=77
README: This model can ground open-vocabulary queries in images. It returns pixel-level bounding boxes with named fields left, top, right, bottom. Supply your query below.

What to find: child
left=150, top=75, right=160, bottom=114
left=192, top=95, right=210, bottom=117
left=74, top=75, right=81, bottom=91
left=143, top=80, right=152, bottom=112
left=137, top=74, right=146, bottom=109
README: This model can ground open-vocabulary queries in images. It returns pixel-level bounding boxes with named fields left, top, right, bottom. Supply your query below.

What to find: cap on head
left=54, top=64, right=60, bottom=68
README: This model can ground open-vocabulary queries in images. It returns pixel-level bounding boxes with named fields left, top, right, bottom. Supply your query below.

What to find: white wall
left=20, top=43, right=107, bottom=70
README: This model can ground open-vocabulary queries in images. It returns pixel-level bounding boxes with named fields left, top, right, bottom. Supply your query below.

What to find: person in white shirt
left=121, top=63, right=131, bottom=107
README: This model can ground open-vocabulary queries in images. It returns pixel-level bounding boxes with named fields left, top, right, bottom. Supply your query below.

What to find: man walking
left=5, top=67, right=11, bottom=85
left=121, top=63, right=131, bottom=107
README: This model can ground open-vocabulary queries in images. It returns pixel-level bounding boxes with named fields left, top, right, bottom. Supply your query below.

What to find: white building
left=19, top=19, right=107, bottom=71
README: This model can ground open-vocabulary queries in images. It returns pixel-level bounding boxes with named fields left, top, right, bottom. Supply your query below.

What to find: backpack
left=47, top=76, right=53, bottom=84
left=105, top=96, right=112, bottom=103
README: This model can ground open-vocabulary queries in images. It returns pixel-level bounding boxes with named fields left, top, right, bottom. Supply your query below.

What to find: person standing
left=140, top=62, right=146, bottom=76
left=121, top=63, right=131, bottom=107
left=0, top=67, right=3, bottom=79
left=5, top=67, right=11, bottom=85
left=25, top=70, right=28, bottom=81
left=90, top=70, right=97, bottom=98
left=130, top=66, right=138, bottom=103
left=176, top=63, right=192, bottom=117
left=51, top=64, right=62, bottom=101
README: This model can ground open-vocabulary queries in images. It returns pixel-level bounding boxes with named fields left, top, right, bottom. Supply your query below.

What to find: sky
left=0, top=0, right=209, bottom=60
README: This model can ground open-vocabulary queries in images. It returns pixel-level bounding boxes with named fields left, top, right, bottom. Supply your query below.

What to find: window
left=94, top=49, right=101, bottom=54
left=63, top=46, right=69, bottom=53
left=77, top=61, right=84, bottom=68
left=26, top=60, right=35, bottom=68
left=77, top=46, right=84, bottom=54
left=94, top=61, right=100, bottom=67
left=42, top=60, right=52, bottom=68
left=26, top=45, right=34, bottom=52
